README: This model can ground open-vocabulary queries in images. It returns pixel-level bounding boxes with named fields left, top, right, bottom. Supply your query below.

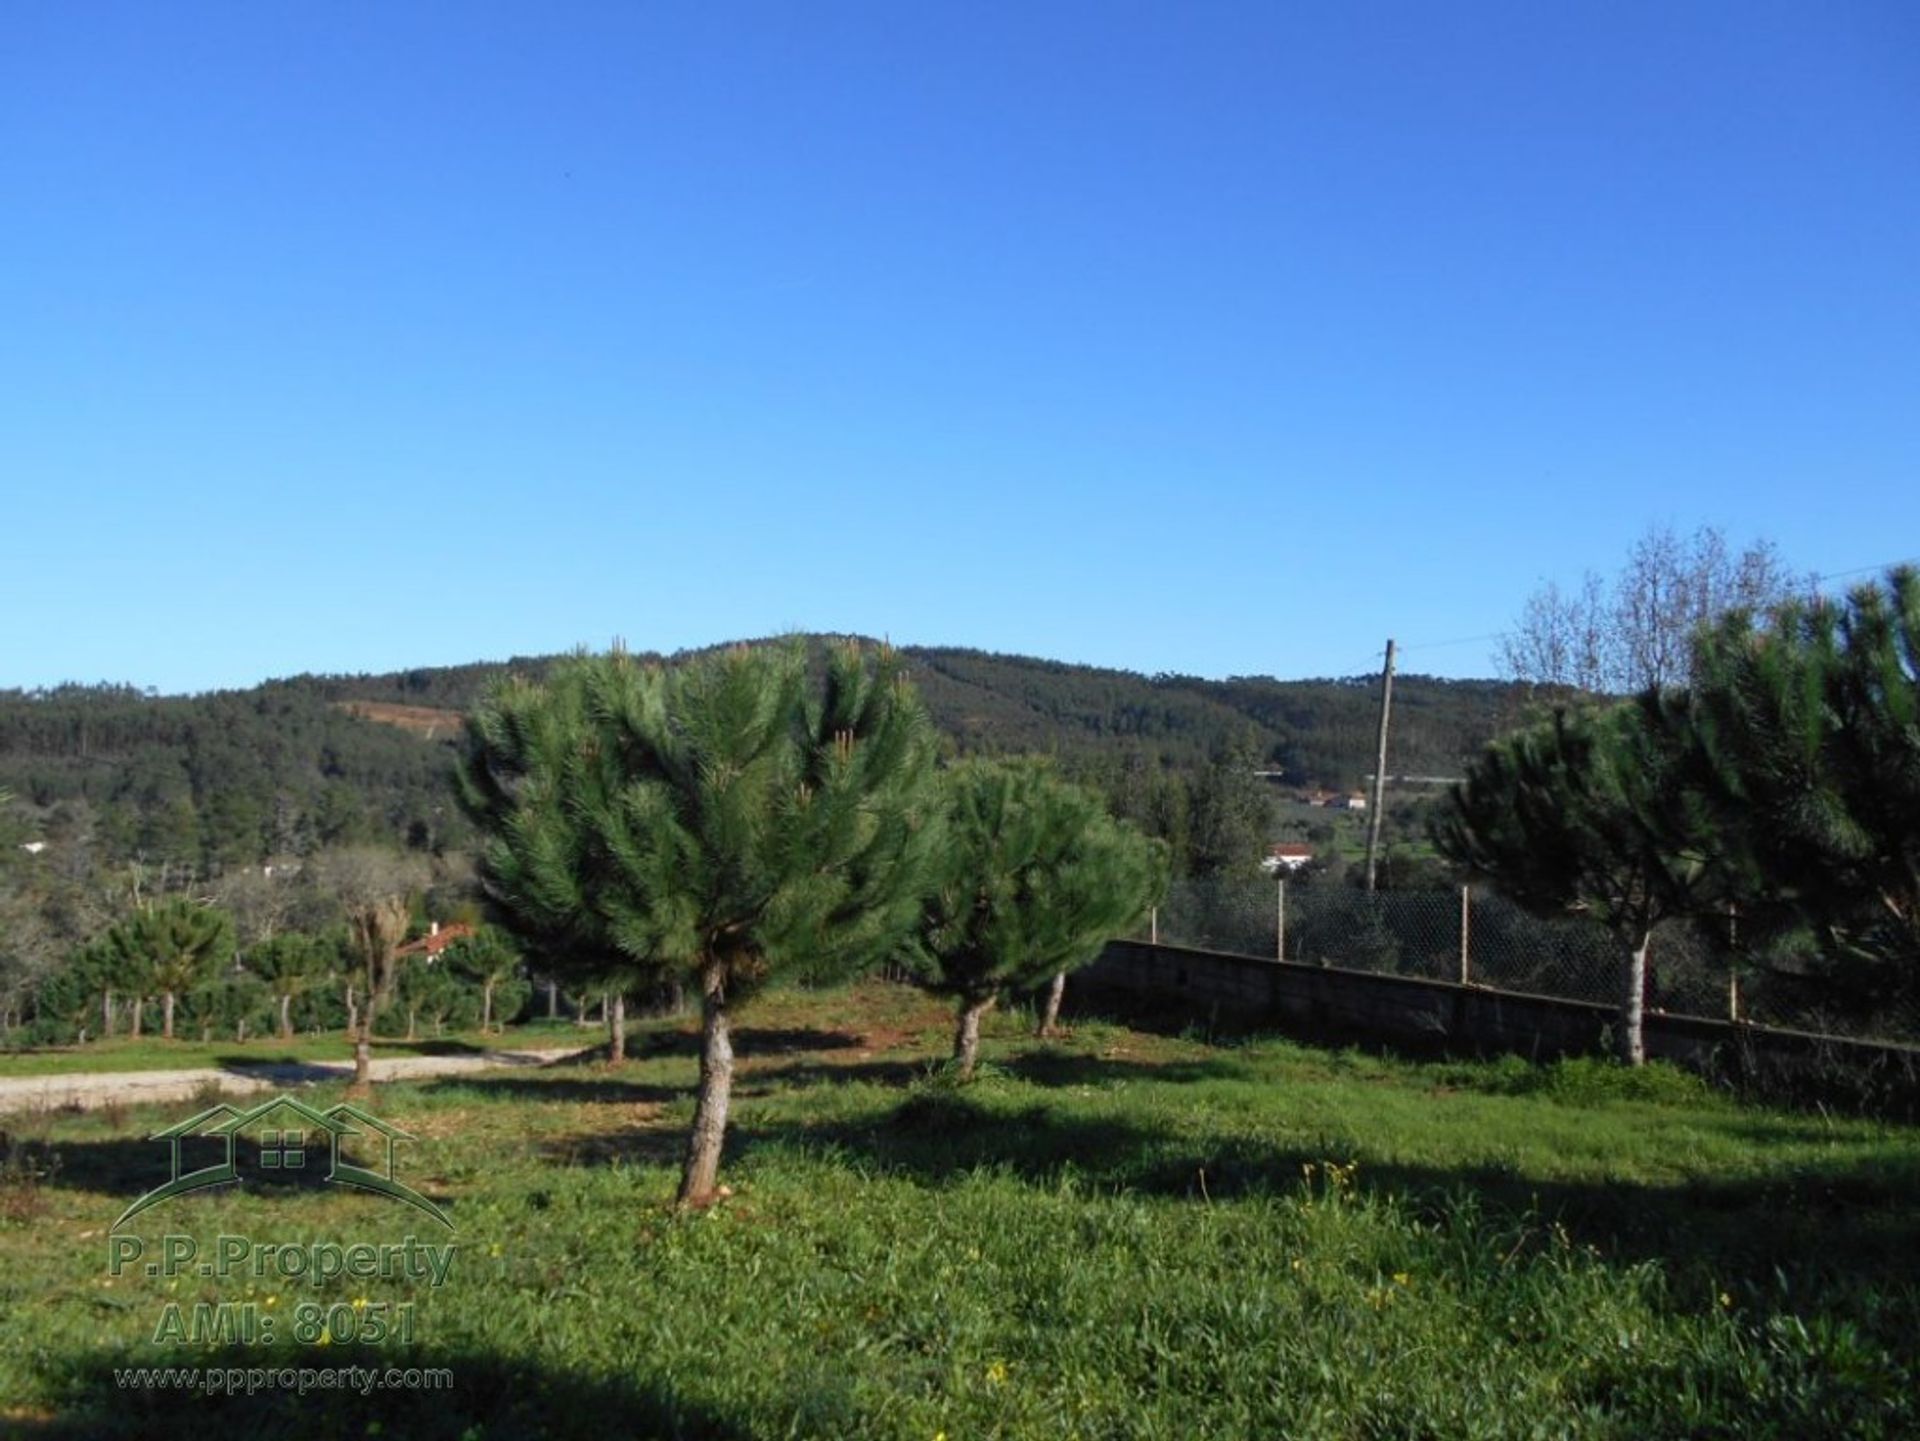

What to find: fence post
left=1726, top=902, right=1741, bottom=1022
left=1276, top=877, right=1286, bottom=962
left=1459, top=884, right=1471, bottom=985
left=1149, top=906, right=1158, bottom=946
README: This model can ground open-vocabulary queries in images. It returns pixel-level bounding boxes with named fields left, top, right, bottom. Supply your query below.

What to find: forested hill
left=0, top=642, right=1522, bottom=870
left=265, top=642, right=1518, bottom=781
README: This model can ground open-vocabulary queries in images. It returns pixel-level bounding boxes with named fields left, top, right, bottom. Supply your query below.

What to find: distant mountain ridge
left=272, top=637, right=1518, bottom=783
left=0, top=639, right=1524, bottom=869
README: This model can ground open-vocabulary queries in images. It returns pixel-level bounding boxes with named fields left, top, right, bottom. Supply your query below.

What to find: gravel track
left=0, top=1046, right=591, bottom=1115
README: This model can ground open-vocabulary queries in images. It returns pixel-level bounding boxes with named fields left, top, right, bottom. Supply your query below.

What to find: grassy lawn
left=0, top=1019, right=595, bottom=1077
left=2, top=980, right=1915, bottom=1438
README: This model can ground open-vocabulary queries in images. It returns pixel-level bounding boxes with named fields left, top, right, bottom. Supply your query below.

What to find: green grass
left=0, top=1020, right=594, bottom=1077
left=2, top=981, right=1915, bottom=1438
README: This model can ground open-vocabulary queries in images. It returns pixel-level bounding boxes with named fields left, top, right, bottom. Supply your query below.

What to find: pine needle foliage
left=906, top=758, right=1167, bottom=1075
left=1677, top=568, right=1920, bottom=1002
left=1431, top=703, right=1722, bottom=1063
left=460, top=639, right=944, bottom=1200
left=104, top=897, right=233, bottom=1041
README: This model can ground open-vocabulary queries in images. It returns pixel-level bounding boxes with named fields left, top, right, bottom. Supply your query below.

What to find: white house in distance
left=1261, top=842, right=1315, bottom=875
left=1300, top=791, right=1368, bottom=812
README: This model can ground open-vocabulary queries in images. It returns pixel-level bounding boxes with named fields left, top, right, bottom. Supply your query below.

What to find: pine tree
left=906, top=758, right=1167, bottom=1077
left=1679, top=568, right=1920, bottom=1008
left=462, top=640, right=943, bottom=1205
left=445, top=927, right=529, bottom=1034
left=249, top=931, right=337, bottom=1040
left=104, top=897, right=234, bottom=1041
left=1432, top=703, right=1721, bottom=1064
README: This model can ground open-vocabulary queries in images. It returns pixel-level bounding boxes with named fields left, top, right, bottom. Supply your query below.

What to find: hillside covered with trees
left=0, top=643, right=1519, bottom=877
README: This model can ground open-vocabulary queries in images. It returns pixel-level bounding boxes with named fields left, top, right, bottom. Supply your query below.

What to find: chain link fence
left=1148, top=878, right=1920, bottom=1047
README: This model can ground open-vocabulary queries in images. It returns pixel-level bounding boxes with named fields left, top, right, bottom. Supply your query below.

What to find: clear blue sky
left=4, top=2, right=1916, bottom=694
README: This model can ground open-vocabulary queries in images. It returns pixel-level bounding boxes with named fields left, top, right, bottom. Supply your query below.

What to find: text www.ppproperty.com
left=113, top=1365, right=453, bottom=1397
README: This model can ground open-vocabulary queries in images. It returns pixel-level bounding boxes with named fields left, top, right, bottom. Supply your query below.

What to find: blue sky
left=4, top=2, right=1915, bottom=693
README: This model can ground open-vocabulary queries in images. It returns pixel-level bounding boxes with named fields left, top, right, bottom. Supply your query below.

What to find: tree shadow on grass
left=725, top=1086, right=1920, bottom=1315
left=999, top=1048, right=1247, bottom=1089
left=420, top=1075, right=686, bottom=1107
left=634, top=1026, right=869, bottom=1060
left=731, top=1057, right=928, bottom=1095
left=15, top=1343, right=758, bottom=1440
left=15, top=1128, right=458, bottom=1221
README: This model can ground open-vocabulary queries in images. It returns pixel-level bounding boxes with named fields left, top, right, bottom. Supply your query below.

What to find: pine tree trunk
left=279, top=993, right=294, bottom=1040
left=352, top=1014, right=373, bottom=1090
left=131, top=997, right=144, bottom=1039
left=954, top=996, right=994, bottom=1080
left=482, top=980, right=494, bottom=1034
left=102, top=988, right=114, bottom=1039
left=162, top=991, right=176, bottom=1041
left=1618, top=931, right=1650, bottom=1067
left=1037, top=971, right=1068, bottom=1037
left=678, top=961, right=733, bottom=1206
left=608, top=993, right=626, bottom=1064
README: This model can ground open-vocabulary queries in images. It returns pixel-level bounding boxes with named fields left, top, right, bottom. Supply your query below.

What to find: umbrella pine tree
left=907, top=758, right=1167, bottom=1078
left=1433, top=704, right=1721, bottom=1064
left=462, top=641, right=943, bottom=1204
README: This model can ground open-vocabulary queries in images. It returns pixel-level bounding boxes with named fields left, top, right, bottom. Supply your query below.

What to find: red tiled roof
left=395, top=922, right=477, bottom=958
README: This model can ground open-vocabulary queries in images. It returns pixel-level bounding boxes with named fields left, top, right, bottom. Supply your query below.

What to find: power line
left=1813, top=554, right=1920, bottom=585
left=1395, top=630, right=1507, bottom=654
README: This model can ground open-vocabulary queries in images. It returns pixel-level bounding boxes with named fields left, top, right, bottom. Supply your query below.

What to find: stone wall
left=1078, top=938, right=1920, bottom=1112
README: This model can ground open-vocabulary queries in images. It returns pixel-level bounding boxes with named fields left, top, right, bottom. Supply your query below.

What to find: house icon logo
left=114, top=1094, right=452, bottom=1230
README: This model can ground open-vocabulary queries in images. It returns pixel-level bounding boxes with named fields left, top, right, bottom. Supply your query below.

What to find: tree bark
left=1037, top=971, right=1068, bottom=1037
left=279, top=993, right=294, bottom=1040
left=130, top=997, right=143, bottom=1039
left=482, top=979, right=495, bottom=1034
left=1618, top=931, right=1650, bottom=1066
left=405, top=1005, right=418, bottom=1042
left=345, top=984, right=359, bottom=1036
left=102, top=988, right=114, bottom=1039
left=954, top=995, right=994, bottom=1080
left=678, top=962, right=733, bottom=1206
left=546, top=979, right=557, bottom=1020
left=162, top=991, right=176, bottom=1041
left=608, top=992, right=626, bottom=1064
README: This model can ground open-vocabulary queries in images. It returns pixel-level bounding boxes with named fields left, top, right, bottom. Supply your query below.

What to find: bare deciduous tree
left=304, top=847, right=429, bottom=1092
left=1501, top=525, right=1808, bottom=696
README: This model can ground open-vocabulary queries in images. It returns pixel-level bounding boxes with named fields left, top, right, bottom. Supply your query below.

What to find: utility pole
left=1363, top=638, right=1396, bottom=893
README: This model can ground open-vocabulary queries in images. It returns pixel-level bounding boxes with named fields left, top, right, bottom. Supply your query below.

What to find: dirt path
left=0, top=1046, right=591, bottom=1115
